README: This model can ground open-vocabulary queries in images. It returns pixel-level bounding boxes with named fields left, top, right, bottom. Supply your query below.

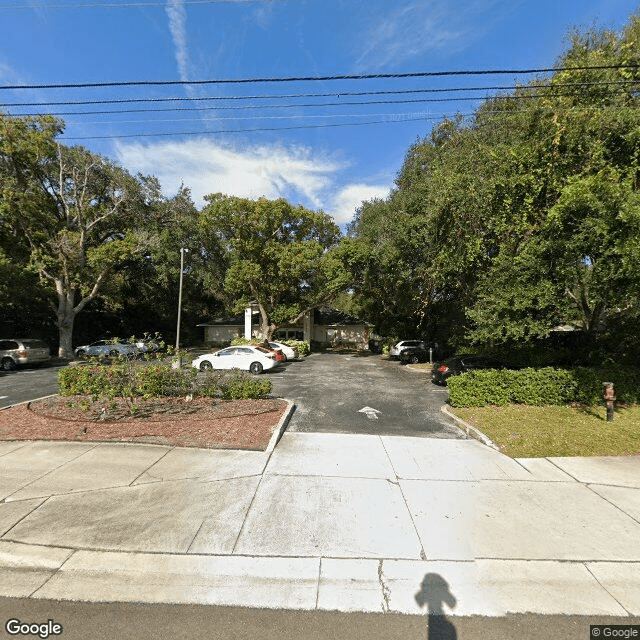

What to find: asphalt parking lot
left=269, top=351, right=464, bottom=438
left=0, top=361, right=66, bottom=409
left=0, top=351, right=464, bottom=439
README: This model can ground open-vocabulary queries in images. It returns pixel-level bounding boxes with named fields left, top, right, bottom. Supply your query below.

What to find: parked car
left=192, top=345, right=279, bottom=374
left=74, top=340, right=138, bottom=359
left=399, top=346, right=432, bottom=365
left=389, top=340, right=428, bottom=359
left=267, top=341, right=297, bottom=361
left=431, top=354, right=507, bottom=385
left=0, top=339, right=51, bottom=371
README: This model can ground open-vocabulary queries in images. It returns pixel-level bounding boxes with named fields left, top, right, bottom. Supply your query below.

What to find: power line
left=8, top=88, right=638, bottom=118
left=2, top=64, right=639, bottom=91
left=58, top=102, right=640, bottom=141
left=60, top=116, right=435, bottom=140
left=2, top=79, right=636, bottom=108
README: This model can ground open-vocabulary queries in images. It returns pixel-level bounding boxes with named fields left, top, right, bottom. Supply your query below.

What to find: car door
left=233, top=347, right=255, bottom=370
left=88, top=340, right=108, bottom=356
left=215, top=348, right=237, bottom=370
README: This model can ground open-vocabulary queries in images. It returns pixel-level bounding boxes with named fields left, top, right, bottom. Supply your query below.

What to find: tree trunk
left=255, top=300, right=276, bottom=340
left=57, top=316, right=75, bottom=359
left=56, top=288, right=76, bottom=359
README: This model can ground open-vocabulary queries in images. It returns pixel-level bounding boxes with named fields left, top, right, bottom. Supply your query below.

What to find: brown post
left=602, top=382, right=615, bottom=422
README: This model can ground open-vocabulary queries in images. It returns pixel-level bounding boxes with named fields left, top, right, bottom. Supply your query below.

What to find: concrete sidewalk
left=0, top=433, right=639, bottom=617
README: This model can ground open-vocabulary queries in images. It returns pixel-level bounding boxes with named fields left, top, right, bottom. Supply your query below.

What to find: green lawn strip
left=450, top=404, right=640, bottom=458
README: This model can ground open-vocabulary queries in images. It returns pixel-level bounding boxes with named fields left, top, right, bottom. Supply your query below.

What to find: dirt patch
left=0, top=395, right=289, bottom=451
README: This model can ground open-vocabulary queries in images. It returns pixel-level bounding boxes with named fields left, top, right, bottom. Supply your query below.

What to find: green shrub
left=59, top=362, right=272, bottom=401
left=230, top=337, right=252, bottom=346
left=218, top=371, right=272, bottom=399
left=447, top=366, right=640, bottom=407
left=282, top=339, right=309, bottom=356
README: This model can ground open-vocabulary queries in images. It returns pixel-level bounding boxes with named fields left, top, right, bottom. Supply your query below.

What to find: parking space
left=269, top=352, right=465, bottom=438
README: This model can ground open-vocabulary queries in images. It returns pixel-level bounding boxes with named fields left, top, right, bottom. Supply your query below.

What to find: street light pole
left=174, top=247, right=188, bottom=367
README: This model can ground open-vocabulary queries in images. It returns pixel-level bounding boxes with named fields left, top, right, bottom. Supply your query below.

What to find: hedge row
left=58, top=363, right=272, bottom=400
left=446, top=366, right=640, bottom=407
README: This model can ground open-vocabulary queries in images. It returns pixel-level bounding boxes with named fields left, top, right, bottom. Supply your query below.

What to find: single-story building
left=198, top=307, right=373, bottom=348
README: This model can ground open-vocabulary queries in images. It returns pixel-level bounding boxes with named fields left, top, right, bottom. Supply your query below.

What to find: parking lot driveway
left=269, top=352, right=465, bottom=438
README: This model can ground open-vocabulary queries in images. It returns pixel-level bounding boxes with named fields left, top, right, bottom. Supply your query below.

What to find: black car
left=431, top=354, right=506, bottom=385
left=399, top=346, right=432, bottom=365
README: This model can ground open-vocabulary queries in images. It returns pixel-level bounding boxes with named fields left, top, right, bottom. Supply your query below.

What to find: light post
left=174, top=247, right=188, bottom=368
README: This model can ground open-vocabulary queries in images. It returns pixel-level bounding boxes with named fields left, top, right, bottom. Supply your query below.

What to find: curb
left=404, top=364, right=432, bottom=373
left=265, top=399, right=295, bottom=454
left=0, top=394, right=58, bottom=411
left=440, top=404, right=501, bottom=451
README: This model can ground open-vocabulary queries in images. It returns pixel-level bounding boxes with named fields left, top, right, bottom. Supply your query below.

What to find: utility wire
left=8, top=88, right=638, bottom=118
left=2, top=79, right=636, bottom=108
left=60, top=116, right=435, bottom=140
left=59, top=102, right=640, bottom=141
left=2, top=64, right=639, bottom=90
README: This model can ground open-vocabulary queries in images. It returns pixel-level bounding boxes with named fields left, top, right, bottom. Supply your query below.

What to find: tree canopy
left=199, top=194, right=345, bottom=338
left=343, top=14, right=640, bottom=362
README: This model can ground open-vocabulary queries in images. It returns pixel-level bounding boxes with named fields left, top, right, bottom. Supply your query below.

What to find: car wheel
left=409, top=355, right=419, bottom=364
left=1, top=357, right=16, bottom=371
left=249, top=361, right=263, bottom=374
left=75, top=349, right=86, bottom=359
left=199, top=361, right=213, bottom=371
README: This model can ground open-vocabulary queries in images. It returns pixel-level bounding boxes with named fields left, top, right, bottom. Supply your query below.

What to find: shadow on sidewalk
left=415, top=572, right=458, bottom=639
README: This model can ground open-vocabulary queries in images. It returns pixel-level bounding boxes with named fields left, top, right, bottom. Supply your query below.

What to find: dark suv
left=0, top=339, right=51, bottom=371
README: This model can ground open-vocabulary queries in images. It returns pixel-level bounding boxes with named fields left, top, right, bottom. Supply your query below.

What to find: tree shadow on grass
left=575, top=403, right=628, bottom=421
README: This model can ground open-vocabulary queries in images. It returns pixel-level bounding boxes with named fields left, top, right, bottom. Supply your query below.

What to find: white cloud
left=329, top=183, right=391, bottom=225
left=356, top=0, right=522, bottom=68
left=115, top=138, right=342, bottom=207
left=165, top=0, right=190, bottom=81
left=114, top=138, right=391, bottom=227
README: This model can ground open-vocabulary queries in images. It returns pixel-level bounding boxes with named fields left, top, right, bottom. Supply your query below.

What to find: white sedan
left=191, top=346, right=279, bottom=374
left=267, top=341, right=297, bottom=361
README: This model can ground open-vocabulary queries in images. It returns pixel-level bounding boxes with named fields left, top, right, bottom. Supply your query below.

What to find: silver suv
left=0, top=339, right=51, bottom=371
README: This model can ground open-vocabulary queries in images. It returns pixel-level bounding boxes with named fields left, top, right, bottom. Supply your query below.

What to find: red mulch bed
left=0, top=395, right=288, bottom=451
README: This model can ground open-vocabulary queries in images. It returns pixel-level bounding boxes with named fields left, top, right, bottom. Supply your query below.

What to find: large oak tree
left=0, top=115, right=150, bottom=356
left=199, top=194, right=346, bottom=339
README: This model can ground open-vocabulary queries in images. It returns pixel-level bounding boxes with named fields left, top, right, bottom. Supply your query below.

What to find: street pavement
left=0, top=432, right=639, bottom=622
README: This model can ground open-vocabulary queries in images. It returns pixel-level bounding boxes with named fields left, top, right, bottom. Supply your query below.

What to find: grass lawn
left=450, top=404, right=640, bottom=458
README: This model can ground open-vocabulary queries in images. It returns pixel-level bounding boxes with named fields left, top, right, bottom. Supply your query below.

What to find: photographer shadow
left=415, top=573, right=458, bottom=640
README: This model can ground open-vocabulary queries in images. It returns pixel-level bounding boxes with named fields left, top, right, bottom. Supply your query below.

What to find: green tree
left=0, top=114, right=151, bottom=357
left=199, top=195, right=344, bottom=338
left=106, top=183, right=227, bottom=344
left=348, top=14, right=640, bottom=357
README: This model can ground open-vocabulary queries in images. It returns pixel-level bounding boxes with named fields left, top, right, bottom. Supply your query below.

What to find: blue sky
left=1, top=0, right=639, bottom=227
